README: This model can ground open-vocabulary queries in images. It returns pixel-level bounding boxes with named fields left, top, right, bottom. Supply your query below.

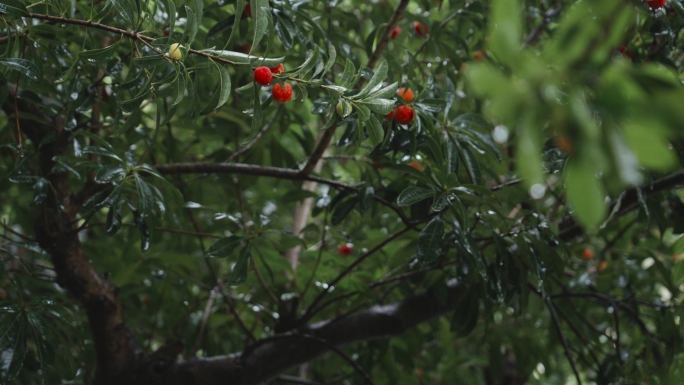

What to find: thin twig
left=301, top=213, right=328, bottom=299
left=302, top=226, right=411, bottom=322
left=226, top=107, right=282, bottom=162
left=545, top=297, right=582, bottom=385
left=191, top=288, right=218, bottom=355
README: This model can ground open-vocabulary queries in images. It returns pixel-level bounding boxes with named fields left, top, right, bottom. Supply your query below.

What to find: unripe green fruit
left=336, top=100, right=352, bottom=117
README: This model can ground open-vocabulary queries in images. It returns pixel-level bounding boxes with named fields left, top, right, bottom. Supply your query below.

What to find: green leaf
left=82, top=146, right=123, bottom=162
left=565, top=159, right=607, bottom=229
left=133, top=210, right=150, bottom=252
left=366, top=115, right=384, bottom=146
left=450, top=288, right=480, bottom=337
left=32, top=178, right=49, bottom=204
left=81, top=186, right=115, bottom=212
left=623, top=120, right=677, bottom=171
left=207, top=236, right=243, bottom=258
left=251, top=85, right=263, bottom=131
left=331, top=197, right=358, bottom=225
left=397, top=186, right=435, bottom=207
left=0, top=58, right=42, bottom=81
left=358, top=60, right=388, bottom=98
left=367, top=82, right=399, bottom=100
left=79, top=39, right=121, bottom=63
left=0, top=0, right=28, bottom=16
left=106, top=191, right=123, bottom=235
left=117, top=88, right=150, bottom=113
left=95, top=165, right=127, bottom=184
left=324, top=44, right=337, bottom=75
left=134, top=174, right=155, bottom=218
left=488, top=0, right=522, bottom=65
left=417, top=216, right=444, bottom=263
left=0, top=312, right=26, bottom=380
left=28, top=313, right=55, bottom=377
left=110, top=0, right=138, bottom=28
left=230, top=245, right=251, bottom=285
left=251, top=0, right=271, bottom=51
left=180, top=6, right=197, bottom=45
left=201, top=60, right=232, bottom=114
left=132, top=54, right=166, bottom=69
left=360, top=98, right=395, bottom=115
left=459, top=144, right=482, bottom=185
left=110, top=109, right=142, bottom=137
left=339, top=59, right=357, bottom=88
left=202, top=50, right=284, bottom=67
left=359, top=184, right=374, bottom=213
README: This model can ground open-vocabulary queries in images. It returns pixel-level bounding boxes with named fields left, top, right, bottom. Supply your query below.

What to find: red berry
left=395, top=105, right=415, bottom=125
left=409, top=161, right=422, bottom=171
left=473, top=50, right=486, bottom=63
left=390, top=26, right=401, bottom=40
left=142, top=296, right=150, bottom=306
left=581, top=248, right=594, bottom=260
left=646, top=0, right=666, bottom=9
left=244, top=2, right=252, bottom=18
left=254, top=66, right=273, bottom=86
left=338, top=243, right=353, bottom=255
left=618, top=45, right=633, bottom=60
left=414, top=22, right=429, bottom=37
left=270, top=63, right=285, bottom=74
left=272, top=83, right=293, bottom=102
left=397, top=88, right=414, bottom=103
left=372, top=159, right=383, bottom=170
left=386, top=108, right=396, bottom=121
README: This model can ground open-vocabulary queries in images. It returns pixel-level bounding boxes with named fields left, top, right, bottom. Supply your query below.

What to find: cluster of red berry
left=386, top=87, right=416, bottom=125
left=253, top=64, right=292, bottom=102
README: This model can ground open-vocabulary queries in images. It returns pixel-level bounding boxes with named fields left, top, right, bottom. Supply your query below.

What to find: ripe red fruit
left=244, top=2, right=252, bottom=18
left=581, top=248, right=594, bottom=260
left=338, top=243, right=353, bottom=255
left=395, top=105, right=415, bottom=125
left=270, top=63, right=285, bottom=74
left=409, top=161, right=422, bottom=171
left=397, top=87, right=414, bottom=103
left=473, top=50, right=486, bottom=63
left=386, top=108, right=396, bottom=121
left=142, top=296, right=150, bottom=306
left=254, top=66, right=273, bottom=86
left=391, top=26, right=401, bottom=40
left=618, top=45, right=633, bottom=60
left=554, top=135, right=574, bottom=154
left=646, top=0, right=666, bottom=9
left=372, top=159, right=383, bottom=170
left=414, top=22, right=429, bottom=37
left=272, top=83, right=293, bottom=102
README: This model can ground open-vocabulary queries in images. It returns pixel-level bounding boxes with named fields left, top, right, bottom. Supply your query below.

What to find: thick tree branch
left=4, top=95, right=141, bottom=384
left=162, top=279, right=466, bottom=385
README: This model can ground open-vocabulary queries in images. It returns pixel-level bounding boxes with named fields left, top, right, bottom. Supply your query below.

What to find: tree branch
left=365, top=0, right=410, bottom=71
left=163, top=279, right=466, bottom=385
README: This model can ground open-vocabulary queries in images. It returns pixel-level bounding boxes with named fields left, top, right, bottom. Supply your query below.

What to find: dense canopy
left=1, top=0, right=684, bottom=384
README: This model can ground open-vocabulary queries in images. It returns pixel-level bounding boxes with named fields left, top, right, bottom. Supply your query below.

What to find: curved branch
left=155, top=162, right=415, bottom=226
left=165, top=279, right=466, bottom=385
